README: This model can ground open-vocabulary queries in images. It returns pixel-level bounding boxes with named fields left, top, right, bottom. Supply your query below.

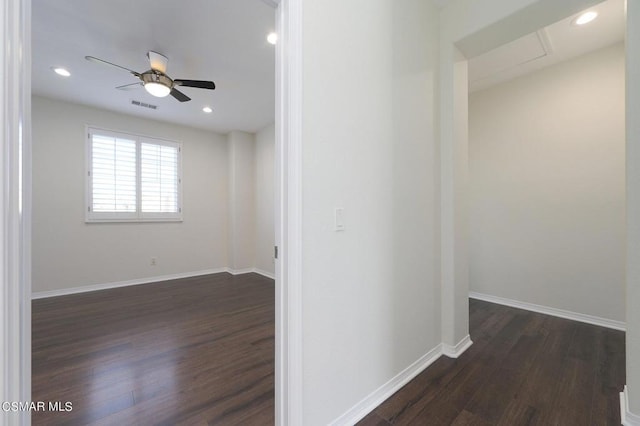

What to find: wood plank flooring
left=358, top=299, right=626, bottom=426
left=34, top=277, right=625, bottom=425
left=32, top=272, right=274, bottom=426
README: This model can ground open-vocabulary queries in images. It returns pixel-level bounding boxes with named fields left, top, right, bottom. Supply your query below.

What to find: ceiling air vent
left=131, top=100, right=158, bottom=110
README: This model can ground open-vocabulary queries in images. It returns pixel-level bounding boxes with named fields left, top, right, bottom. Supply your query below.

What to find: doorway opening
left=465, top=0, right=626, bottom=422
left=467, top=0, right=626, bottom=328
left=29, top=1, right=280, bottom=424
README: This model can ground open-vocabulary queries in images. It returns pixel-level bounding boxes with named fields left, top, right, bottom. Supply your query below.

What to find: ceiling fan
left=85, top=51, right=215, bottom=102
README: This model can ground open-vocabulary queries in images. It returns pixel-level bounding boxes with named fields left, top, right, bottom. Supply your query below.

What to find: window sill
left=85, top=217, right=183, bottom=224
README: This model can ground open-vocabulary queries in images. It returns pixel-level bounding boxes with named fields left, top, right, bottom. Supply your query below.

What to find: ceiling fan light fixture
left=145, top=82, right=171, bottom=98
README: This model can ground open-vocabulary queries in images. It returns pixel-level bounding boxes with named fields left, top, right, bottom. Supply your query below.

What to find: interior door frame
left=1, top=0, right=32, bottom=424
left=274, top=0, right=303, bottom=424
left=1, top=0, right=304, bottom=425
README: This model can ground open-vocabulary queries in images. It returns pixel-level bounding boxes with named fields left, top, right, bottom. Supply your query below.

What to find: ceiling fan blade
left=174, top=79, right=216, bottom=90
left=147, top=51, right=168, bottom=74
left=170, top=88, right=191, bottom=102
left=85, top=56, right=140, bottom=77
left=116, top=82, right=143, bottom=91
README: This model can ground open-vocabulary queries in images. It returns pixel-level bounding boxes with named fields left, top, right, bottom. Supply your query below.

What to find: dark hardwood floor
left=358, top=299, right=626, bottom=426
left=34, top=277, right=625, bottom=426
left=32, top=272, right=274, bottom=426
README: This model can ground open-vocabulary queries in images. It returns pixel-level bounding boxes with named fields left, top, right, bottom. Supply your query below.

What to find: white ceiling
left=32, top=0, right=276, bottom=133
left=468, top=0, right=625, bottom=92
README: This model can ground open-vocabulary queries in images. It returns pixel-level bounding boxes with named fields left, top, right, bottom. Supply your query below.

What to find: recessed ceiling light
left=267, top=32, right=278, bottom=45
left=573, top=11, right=598, bottom=26
left=52, top=67, right=71, bottom=77
left=202, top=106, right=213, bottom=113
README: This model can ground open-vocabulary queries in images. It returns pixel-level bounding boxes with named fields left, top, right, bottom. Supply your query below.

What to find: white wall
left=227, top=131, right=256, bottom=271
left=32, top=96, right=229, bottom=293
left=469, top=44, right=625, bottom=321
left=300, top=0, right=440, bottom=423
left=255, top=124, right=275, bottom=276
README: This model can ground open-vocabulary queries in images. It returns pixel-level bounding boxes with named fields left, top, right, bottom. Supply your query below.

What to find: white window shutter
left=91, top=134, right=137, bottom=213
left=141, top=142, right=179, bottom=213
left=86, top=128, right=182, bottom=222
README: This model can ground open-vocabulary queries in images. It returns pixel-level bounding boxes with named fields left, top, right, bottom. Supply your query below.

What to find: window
left=86, top=127, right=182, bottom=222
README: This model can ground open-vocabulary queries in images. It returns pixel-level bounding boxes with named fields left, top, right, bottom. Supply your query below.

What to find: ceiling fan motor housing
left=142, top=71, right=173, bottom=89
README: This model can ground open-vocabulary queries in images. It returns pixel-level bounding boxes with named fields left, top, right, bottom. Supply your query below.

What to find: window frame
left=85, top=126, right=183, bottom=223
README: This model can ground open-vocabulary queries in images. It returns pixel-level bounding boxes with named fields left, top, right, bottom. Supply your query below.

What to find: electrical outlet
left=150, top=257, right=157, bottom=266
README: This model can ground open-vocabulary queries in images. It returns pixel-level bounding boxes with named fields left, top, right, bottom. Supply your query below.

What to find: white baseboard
left=329, top=344, right=443, bottom=426
left=442, top=334, right=473, bottom=358
left=253, top=268, right=275, bottom=280
left=227, top=267, right=275, bottom=280
left=226, top=267, right=256, bottom=275
left=621, top=386, right=640, bottom=425
left=32, top=267, right=276, bottom=299
left=469, top=292, right=626, bottom=331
